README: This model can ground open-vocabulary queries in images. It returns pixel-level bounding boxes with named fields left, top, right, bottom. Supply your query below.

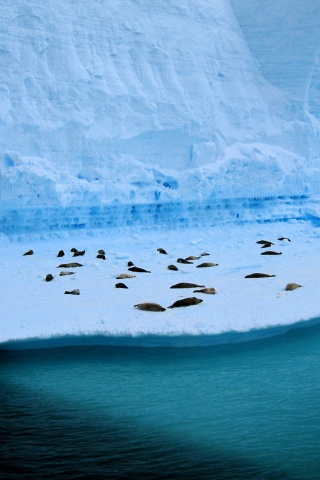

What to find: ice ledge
left=0, top=195, right=318, bottom=236
left=2, top=317, right=320, bottom=350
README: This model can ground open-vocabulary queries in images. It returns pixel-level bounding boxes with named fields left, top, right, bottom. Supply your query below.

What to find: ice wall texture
left=0, top=0, right=320, bottom=229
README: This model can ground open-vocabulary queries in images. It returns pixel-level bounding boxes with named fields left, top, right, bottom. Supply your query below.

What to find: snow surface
left=1, top=219, right=320, bottom=348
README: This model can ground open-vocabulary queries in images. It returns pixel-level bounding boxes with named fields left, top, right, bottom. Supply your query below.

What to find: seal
left=193, top=287, right=217, bottom=294
left=98, top=249, right=105, bottom=255
left=64, top=289, right=80, bottom=295
left=73, top=250, right=85, bottom=257
left=185, top=255, right=201, bottom=261
left=196, top=262, right=218, bottom=268
left=116, top=273, right=136, bottom=279
left=134, top=302, right=166, bottom=312
left=59, top=271, right=75, bottom=276
left=96, top=254, right=106, bottom=260
left=70, top=248, right=78, bottom=253
left=157, top=248, right=168, bottom=254
left=115, top=282, right=128, bottom=289
left=285, top=283, right=302, bottom=291
left=170, top=282, right=205, bottom=289
left=167, top=265, right=179, bottom=271
left=23, top=249, right=34, bottom=256
left=201, top=252, right=210, bottom=256
left=245, top=273, right=276, bottom=278
left=168, top=297, right=203, bottom=308
left=128, top=266, right=151, bottom=273
left=45, top=274, right=54, bottom=282
left=177, top=258, right=193, bottom=264
left=261, top=251, right=282, bottom=255
left=127, top=261, right=134, bottom=267
left=57, top=250, right=65, bottom=257
left=256, top=240, right=274, bottom=245
left=57, top=262, right=83, bottom=268
left=278, top=237, right=291, bottom=242
left=261, top=242, right=273, bottom=249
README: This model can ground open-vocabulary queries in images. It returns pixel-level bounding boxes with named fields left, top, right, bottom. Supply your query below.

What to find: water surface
left=1, top=323, right=320, bottom=479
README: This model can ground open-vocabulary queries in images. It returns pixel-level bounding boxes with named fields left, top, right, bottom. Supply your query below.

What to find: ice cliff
left=0, top=0, right=320, bottom=233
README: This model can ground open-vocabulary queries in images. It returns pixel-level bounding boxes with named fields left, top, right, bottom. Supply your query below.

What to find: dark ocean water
left=1, top=323, right=320, bottom=479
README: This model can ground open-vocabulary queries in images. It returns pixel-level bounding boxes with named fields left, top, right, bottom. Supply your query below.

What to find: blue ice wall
left=0, top=1, right=320, bottom=231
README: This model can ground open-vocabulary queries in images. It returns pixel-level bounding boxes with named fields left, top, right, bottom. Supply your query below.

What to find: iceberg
left=0, top=1, right=320, bottom=347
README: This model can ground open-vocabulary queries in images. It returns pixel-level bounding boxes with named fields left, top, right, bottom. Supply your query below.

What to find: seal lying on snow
left=170, top=282, right=205, bottom=289
left=116, top=273, right=136, bottom=279
left=115, top=282, right=128, bottom=289
left=157, top=248, right=168, bottom=254
left=261, top=251, right=282, bottom=255
left=57, top=262, right=83, bottom=268
left=285, top=283, right=302, bottom=291
left=245, top=273, right=276, bottom=278
left=128, top=266, right=151, bottom=273
left=134, top=302, right=166, bottom=312
left=196, top=262, right=218, bottom=268
left=193, top=287, right=217, bottom=294
left=64, top=289, right=80, bottom=295
left=168, top=297, right=203, bottom=308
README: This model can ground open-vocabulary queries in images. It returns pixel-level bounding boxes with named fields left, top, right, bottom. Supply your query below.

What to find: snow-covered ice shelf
left=1, top=219, right=319, bottom=349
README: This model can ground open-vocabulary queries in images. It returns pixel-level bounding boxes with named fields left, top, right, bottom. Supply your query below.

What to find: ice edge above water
left=2, top=316, right=320, bottom=350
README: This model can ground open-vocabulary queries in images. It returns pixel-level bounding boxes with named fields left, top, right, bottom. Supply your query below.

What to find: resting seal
left=196, top=262, right=218, bottom=268
left=64, top=289, right=80, bottom=295
left=57, top=250, right=65, bottom=257
left=167, top=265, right=178, bottom=271
left=128, top=266, right=151, bottom=273
left=157, top=248, right=168, bottom=254
left=134, top=302, right=166, bottom=312
left=285, top=283, right=302, bottom=291
left=261, top=251, right=282, bottom=255
left=57, top=262, right=83, bottom=268
left=73, top=250, right=85, bottom=257
left=45, top=274, right=54, bottom=282
left=256, top=240, right=274, bottom=245
left=170, top=282, right=205, bottom=289
left=115, top=282, right=128, bottom=289
left=116, top=273, right=136, bottom=279
left=23, top=250, right=34, bottom=256
left=168, top=297, right=203, bottom=308
left=177, top=258, right=193, bottom=264
left=59, top=271, right=75, bottom=276
left=245, top=273, right=276, bottom=278
left=193, top=287, right=217, bottom=294
left=261, top=242, right=273, bottom=249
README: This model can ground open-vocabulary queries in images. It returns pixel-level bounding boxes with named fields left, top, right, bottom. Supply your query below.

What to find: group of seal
left=128, top=249, right=219, bottom=312
left=245, top=237, right=302, bottom=291
left=23, top=233, right=301, bottom=314
left=23, top=246, right=106, bottom=295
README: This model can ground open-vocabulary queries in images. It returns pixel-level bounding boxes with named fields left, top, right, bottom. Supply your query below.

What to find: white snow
left=1, top=219, right=320, bottom=348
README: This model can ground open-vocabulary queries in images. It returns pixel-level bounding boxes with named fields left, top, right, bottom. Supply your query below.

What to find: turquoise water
left=1, top=323, right=320, bottom=479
